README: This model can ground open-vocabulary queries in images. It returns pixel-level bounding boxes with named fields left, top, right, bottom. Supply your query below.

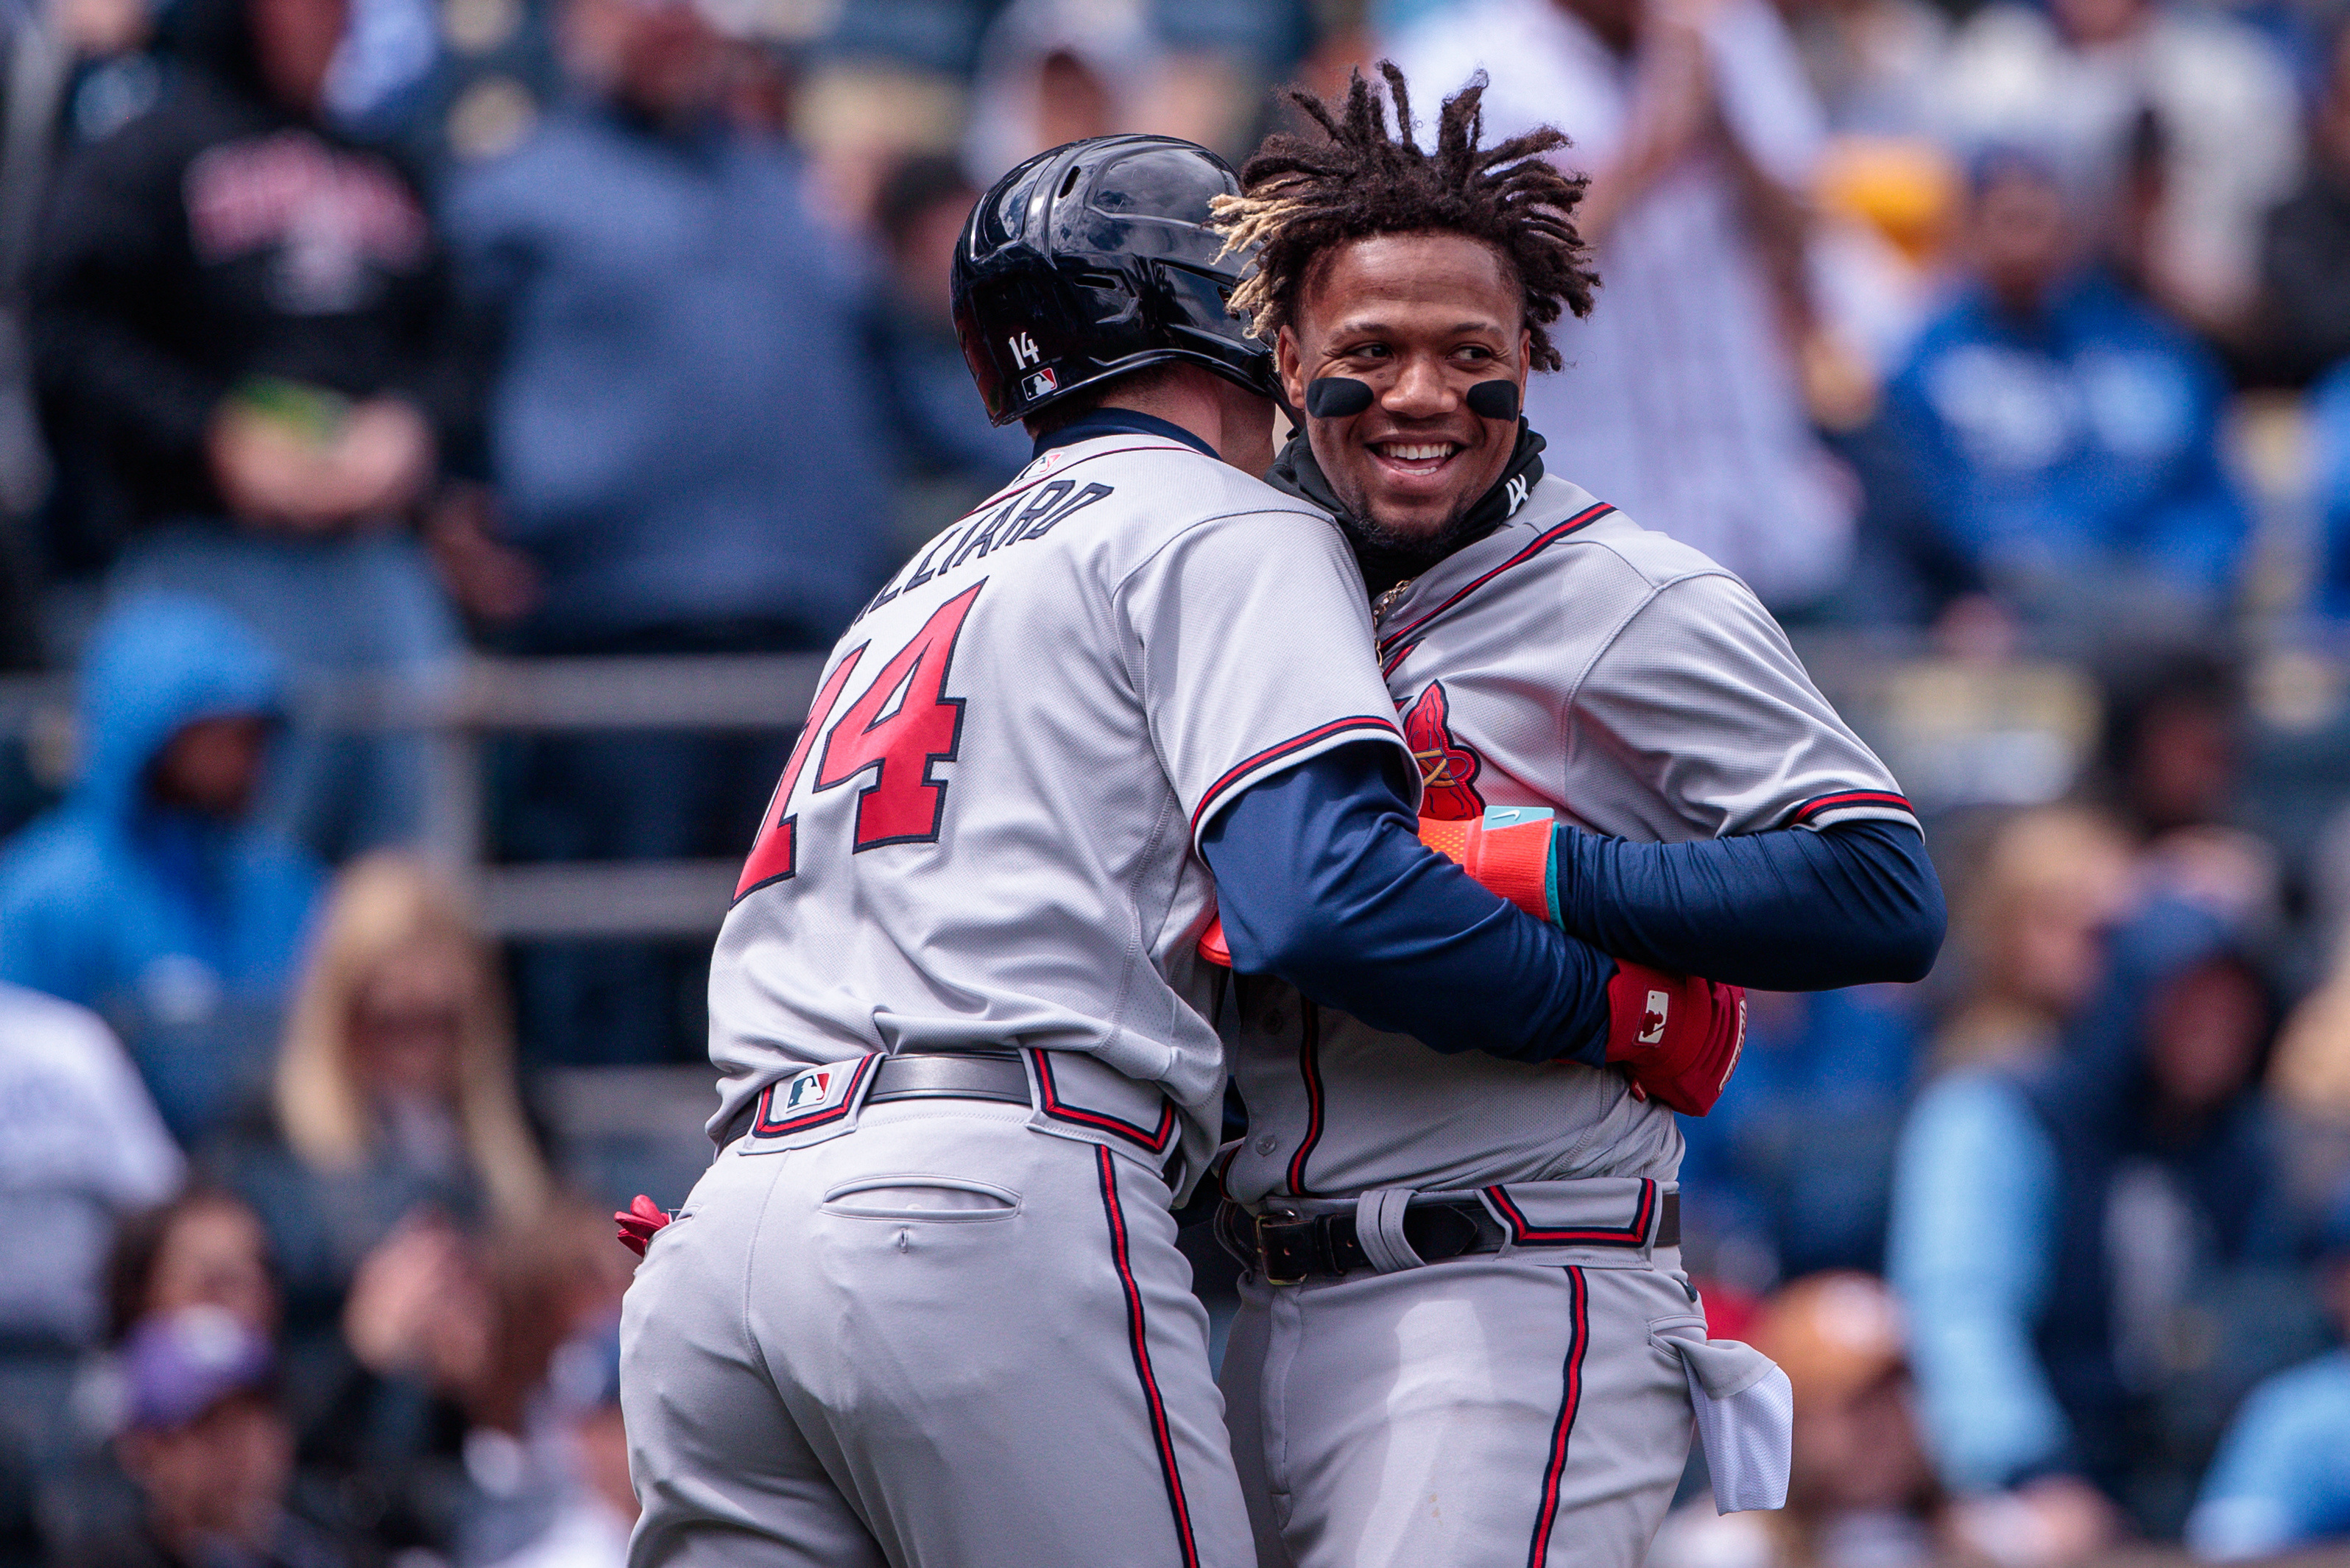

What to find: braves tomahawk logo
left=1402, top=682, right=1485, bottom=819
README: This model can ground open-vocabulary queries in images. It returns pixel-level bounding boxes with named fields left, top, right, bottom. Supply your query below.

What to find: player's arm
left=1546, top=818, right=1941, bottom=990
left=1135, top=507, right=1740, bottom=1112
left=1545, top=571, right=1947, bottom=990
left=1201, top=744, right=1744, bottom=1115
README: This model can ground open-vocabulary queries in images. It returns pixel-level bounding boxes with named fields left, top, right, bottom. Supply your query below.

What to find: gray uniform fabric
left=623, top=1096, right=1254, bottom=1568
left=1224, top=476, right=1913, bottom=1206
left=707, top=432, right=1414, bottom=1190
left=627, top=432, right=1416, bottom=1568
left=1220, top=475, right=1912, bottom=1565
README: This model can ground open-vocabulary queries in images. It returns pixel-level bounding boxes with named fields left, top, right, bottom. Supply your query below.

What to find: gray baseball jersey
left=1218, top=473, right=1896, bottom=1567
left=627, top=429, right=1423, bottom=1568
left=706, top=430, right=1415, bottom=1193
left=1221, top=473, right=1916, bottom=1208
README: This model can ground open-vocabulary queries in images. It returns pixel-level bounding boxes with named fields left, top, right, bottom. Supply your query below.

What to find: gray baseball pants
left=1221, top=1243, right=1712, bottom=1567
left=618, top=1096, right=1254, bottom=1568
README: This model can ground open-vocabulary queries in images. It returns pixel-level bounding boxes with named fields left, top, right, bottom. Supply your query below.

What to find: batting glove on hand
left=616, top=1194, right=672, bottom=1258
left=1413, top=805, right=1557, bottom=920
left=1603, top=961, right=1746, bottom=1117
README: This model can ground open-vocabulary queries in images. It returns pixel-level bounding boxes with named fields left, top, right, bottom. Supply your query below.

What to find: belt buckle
left=1253, top=1209, right=1313, bottom=1287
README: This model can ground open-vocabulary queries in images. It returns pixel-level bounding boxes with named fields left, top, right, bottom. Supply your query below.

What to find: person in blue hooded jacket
left=1888, top=897, right=2298, bottom=1538
left=2184, top=1180, right=2350, bottom=1559
left=0, top=593, right=323, bottom=1143
left=1883, top=149, right=2247, bottom=630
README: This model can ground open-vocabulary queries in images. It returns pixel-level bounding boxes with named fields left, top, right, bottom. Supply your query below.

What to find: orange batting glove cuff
left=1195, top=805, right=1561, bottom=969
left=1414, top=805, right=1558, bottom=922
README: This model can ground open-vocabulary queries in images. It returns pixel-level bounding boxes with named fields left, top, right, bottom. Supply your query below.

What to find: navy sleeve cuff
left=1201, top=744, right=1613, bottom=1066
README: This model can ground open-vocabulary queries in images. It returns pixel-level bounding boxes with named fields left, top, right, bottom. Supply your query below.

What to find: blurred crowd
left=2, top=0, right=2350, bottom=1562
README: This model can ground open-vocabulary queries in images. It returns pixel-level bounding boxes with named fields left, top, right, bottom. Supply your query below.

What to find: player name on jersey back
left=707, top=432, right=1414, bottom=1190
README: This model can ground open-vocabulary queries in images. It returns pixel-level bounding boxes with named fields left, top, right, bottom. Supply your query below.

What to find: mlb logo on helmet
left=785, top=1068, right=833, bottom=1110
left=1021, top=367, right=1059, bottom=402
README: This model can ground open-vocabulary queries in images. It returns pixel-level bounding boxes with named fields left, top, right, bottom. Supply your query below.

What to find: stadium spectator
left=478, top=1318, right=632, bottom=1568
left=1881, top=152, right=2248, bottom=638
left=59, top=1305, right=375, bottom=1568
left=1928, top=0, right=2300, bottom=339
left=0, top=985, right=182, bottom=1564
left=2184, top=1184, right=2350, bottom=1560
left=1386, top=0, right=1858, bottom=610
left=1650, top=1272, right=1949, bottom=1568
left=1891, top=900, right=2295, bottom=1536
left=0, top=593, right=322, bottom=1145
left=961, top=0, right=1162, bottom=179
left=29, top=0, right=475, bottom=857
left=2312, top=362, right=2350, bottom=622
left=104, top=1190, right=280, bottom=1346
left=1678, top=985, right=1923, bottom=1283
left=1933, top=806, right=2134, bottom=1068
left=0, top=986, right=186, bottom=1349
left=864, top=153, right=1031, bottom=551
left=2184, top=1178, right=2350, bottom=1560
left=441, top=0, right=897, bottom=1062
left=2254, top=16, right=2350, bottom=386
left=212, top=852, right=548, bottom=1330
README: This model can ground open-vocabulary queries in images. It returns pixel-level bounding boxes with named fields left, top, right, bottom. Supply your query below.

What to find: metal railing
left=0, top=651, right=828, bottom=940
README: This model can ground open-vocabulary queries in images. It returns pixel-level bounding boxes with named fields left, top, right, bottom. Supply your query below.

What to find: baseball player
left=1199, top=68, right=1949, bottom=1567
left=614, top=134, right=1743, bottom=1568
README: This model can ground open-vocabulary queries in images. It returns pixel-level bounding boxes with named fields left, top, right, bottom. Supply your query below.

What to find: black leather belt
left=1220, top=1191, right=1679, bottom=1285
left=863, top=1048, right=1030, bottom=1105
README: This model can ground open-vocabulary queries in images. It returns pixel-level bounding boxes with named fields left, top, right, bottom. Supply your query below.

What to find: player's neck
left=1095, top=370, right=1274, bottom=477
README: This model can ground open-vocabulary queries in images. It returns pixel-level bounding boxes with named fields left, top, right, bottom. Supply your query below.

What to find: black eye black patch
left=1464, top=380, right=1519, bottom=421
left=1305, top=377, right=1375, bottom=418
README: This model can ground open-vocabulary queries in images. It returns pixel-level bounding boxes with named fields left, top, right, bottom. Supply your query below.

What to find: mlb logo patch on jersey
left=783, top=1068, right=835, bottom=1111
left=750, top=1055, right=876, bottom=1139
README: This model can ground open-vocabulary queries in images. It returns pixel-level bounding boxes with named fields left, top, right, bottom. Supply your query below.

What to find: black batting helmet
left=952, top=135, right=1280, bottom=427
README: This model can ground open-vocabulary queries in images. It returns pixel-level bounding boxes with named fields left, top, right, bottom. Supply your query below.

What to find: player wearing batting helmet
left=1199, top=66, right=1947, bottom=1568
left=616, top=133, right=1688, bottom=1568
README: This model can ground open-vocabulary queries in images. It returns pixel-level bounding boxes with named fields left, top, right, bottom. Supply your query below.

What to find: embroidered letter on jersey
left=1401, top=682, right=1485, bottom=820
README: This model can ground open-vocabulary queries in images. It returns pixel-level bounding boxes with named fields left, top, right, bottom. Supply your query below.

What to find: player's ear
left=1276, top=326, right=1308, bottom=412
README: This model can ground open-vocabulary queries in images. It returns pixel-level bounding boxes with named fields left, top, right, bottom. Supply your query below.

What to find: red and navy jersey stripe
left=1285, top=1003, right=1324, bottom=1197
left=1483, top=1179, right=1657, bottom=1249
left=1379, top=502, right=1614, bottom=676
left=1787, top=789, right=1915, bottom=826
left=1030, top=1048, right=1179, bottom=1155
left=1095, top=1145, right=1202, bottom=1568
left=1525, top=1265, right=1590, bottom=1567
left=1189, top=715, right=1407, bottom=838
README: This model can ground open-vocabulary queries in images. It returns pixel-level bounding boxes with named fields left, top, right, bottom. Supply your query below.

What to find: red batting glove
left=1603, top=961, right=1747, bottom=1117
left=615, top=1194, right=672, bottom=1258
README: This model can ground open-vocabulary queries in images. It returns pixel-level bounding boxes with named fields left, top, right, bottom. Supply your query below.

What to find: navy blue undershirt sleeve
left=1548, top=819, right=1947, bottom=992
left=1200, top=743, right=1614, bottom=1066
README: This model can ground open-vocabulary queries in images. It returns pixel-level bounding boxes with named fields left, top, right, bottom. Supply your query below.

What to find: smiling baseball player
left=1199, top=68, right=1948, bottom=1568
left=614, top=133, right=1744, bottom=1568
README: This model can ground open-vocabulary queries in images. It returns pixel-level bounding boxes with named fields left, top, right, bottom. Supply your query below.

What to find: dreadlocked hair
left=1210, top=61, right=1598, bottom=372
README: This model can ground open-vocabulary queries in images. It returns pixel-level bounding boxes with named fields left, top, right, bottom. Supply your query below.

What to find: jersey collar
left=1031, top=409, right=1217, bottom=462
left=1266, top=421, right=1548, bottom=599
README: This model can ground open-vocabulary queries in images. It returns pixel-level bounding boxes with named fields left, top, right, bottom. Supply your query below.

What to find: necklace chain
left=1372, top=578, right=1415, bottom=623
